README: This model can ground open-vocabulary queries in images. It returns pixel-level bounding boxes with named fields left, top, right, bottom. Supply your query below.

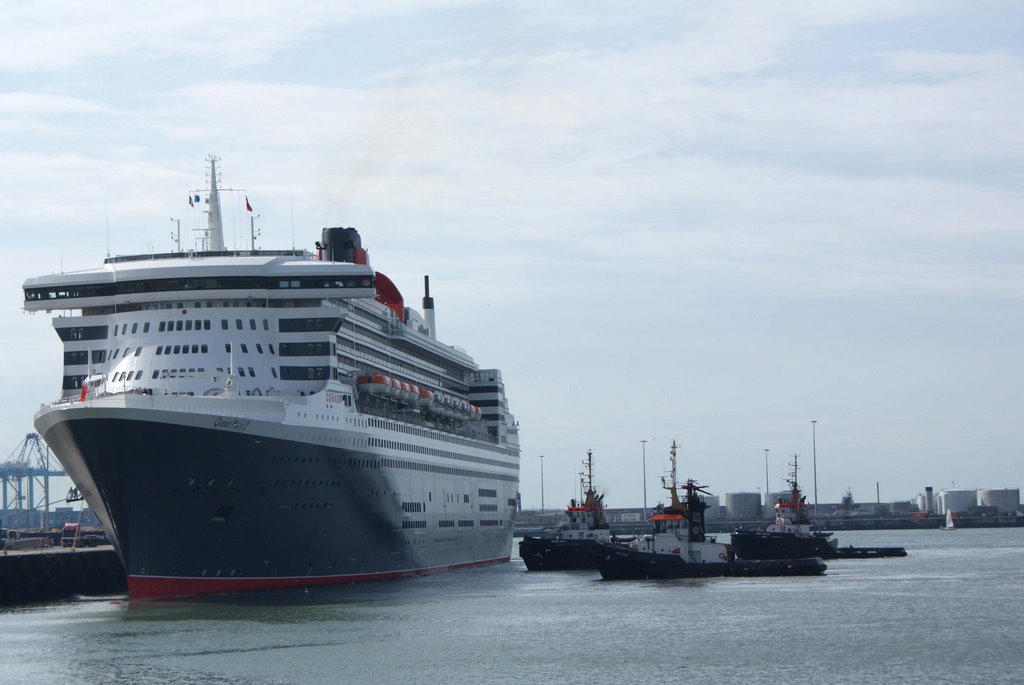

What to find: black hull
left=828, top=546, right=907, bottom=559
left=518, top=536, right=606, bottom=571
left=40, top=413, right=514, bottom=599
left=731, top=531, right=906, bottom=560
left=597, top=545, right=827, bottom=580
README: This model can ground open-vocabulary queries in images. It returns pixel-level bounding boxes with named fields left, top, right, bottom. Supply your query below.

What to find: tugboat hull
left=519, top=536, right=606, bottom=571
left=731, top=531, right=906, bottom=560
left=597, top=545, right=827, bottom=580
left=827, top=546, right=907, bottom=559
left=730, top=531, right=836, bottom=560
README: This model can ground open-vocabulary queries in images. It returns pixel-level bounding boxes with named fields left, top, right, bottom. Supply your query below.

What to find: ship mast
left=662, top=440, right=683, bottom=510
left=575, top=449, right=607, bottom=529
left=780, top=454, right=810, bottom=524
left=581, top=449, right=597, bottom=506
left=206, top=155, right=225, bottom=251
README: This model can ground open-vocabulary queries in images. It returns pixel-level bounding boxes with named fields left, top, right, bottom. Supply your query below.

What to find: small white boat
left=940, top=509, right=956, bottom=531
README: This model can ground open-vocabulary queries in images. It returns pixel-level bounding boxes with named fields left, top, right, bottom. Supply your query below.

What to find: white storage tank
left=725, top=492, right=762, bottom=519
left=699, top=494, right=721, bottom=520
left=937, top=489, right=977, bottom=514
left=978, top=488, right=1020, bottom=513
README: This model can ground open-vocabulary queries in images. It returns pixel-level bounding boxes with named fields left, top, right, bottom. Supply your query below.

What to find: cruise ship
left=23, top=158, right=520, bottom=600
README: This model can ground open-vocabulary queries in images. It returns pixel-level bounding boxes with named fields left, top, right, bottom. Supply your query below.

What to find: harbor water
left=1, top=528, right=1022, bottom=684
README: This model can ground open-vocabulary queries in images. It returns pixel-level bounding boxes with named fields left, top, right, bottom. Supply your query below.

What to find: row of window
left=105, top=366, right=262, bottom=383
left=350, top=454, right=519, bottom=484
left=279, top=366, right=330, bottom=380
left=57, top=326, right=109, bottom=342
left=403, top=519, right=492, bottom=529
left=67, top=342, right=329, bottom=367
left=57, top=316, right=342, bottom=342
left=114, top=322, right=152, bottom=335
left=279, top=317, right=341, bottom=333
left=65, top=350, right=106, bottom=365
left=279, top=342, right=331, bottom=356
left=158, top=344, right=210, bottom=356
left=367, top=437, right=514, bottom=471
left=26, top=275, right=374, bottom=302
left=61, top=363, right=333, bottom=389
left=269, top=453, right=516, bottom=491
left=157, top=319, right=211, bottom=332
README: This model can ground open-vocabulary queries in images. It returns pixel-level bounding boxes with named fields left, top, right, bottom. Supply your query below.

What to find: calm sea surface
left=2, top=528, right=1022, bottom=684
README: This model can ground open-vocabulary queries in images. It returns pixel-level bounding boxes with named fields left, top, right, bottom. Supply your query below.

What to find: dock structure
left=0, top=545, right=126, bottom=605
left=1, top=433, right=66, bottom=531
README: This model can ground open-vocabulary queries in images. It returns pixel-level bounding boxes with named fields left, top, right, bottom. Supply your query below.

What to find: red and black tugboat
left=597, top=442, right=827, bottom=580
left=730, top=455, right=907, bottom=560
left=519, top=450, right=620, bottom=571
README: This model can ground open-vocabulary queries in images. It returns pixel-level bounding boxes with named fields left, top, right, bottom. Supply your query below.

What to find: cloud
left=2, top=2, right=1022, bottom=502
left=0, top=0, right=469, bottom=72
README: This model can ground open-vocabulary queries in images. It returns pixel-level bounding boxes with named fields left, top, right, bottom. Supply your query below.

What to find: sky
left=1, top=1, right=1021, bottom=515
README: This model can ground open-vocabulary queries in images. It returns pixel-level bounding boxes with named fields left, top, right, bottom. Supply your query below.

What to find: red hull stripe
left=127, top=556, right=510, bottom=601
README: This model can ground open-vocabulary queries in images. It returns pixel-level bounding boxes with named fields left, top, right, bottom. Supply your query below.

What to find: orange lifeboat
left=417, top=387, right=435, bottom=411
left=358, top=374, right=392, bottom=396
left=399, top=382, right=416, bottom=403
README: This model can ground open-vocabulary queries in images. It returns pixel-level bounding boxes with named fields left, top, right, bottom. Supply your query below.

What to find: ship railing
left=356, top=396, right=494, bottom=444
left=103, top=248, right=308, bottom=264
left=47, top=388, right=289, bottom=422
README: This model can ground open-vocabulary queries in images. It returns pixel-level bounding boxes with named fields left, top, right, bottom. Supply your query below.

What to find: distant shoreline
left=515, top=512, right=1024, bottom=537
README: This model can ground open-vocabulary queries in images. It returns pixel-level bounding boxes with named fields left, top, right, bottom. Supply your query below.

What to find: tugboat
left=730, top=456, right=907, bottom=560
left=596, top=442, right=827, bottom=580
left=519, top=450, right=621, bottom=571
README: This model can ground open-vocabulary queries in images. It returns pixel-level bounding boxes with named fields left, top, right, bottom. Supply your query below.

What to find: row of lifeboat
left=355, top=374, right=482, bottom=421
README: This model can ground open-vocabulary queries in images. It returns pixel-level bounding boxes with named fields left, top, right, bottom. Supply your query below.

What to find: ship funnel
left=206, top=155, right=225, bottom=251
left=423, top=275, right=436, bottom=339
left=320, top=227, right=367, bottom=264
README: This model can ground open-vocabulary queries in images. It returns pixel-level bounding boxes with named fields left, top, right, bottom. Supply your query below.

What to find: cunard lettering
left=214, top=417, right=250, bottom=431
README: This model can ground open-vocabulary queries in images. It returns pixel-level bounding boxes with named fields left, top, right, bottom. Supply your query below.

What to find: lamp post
left=641, top=440, right=648, bottom=520
left=764, top=448, right=770, bottom=510
left=811, top=420, right=818, bottom=517
left=539, top=454, right=545, bottom=512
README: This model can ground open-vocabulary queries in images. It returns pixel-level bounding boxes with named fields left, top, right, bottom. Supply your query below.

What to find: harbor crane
left=1, top=433, right=66, bottom=531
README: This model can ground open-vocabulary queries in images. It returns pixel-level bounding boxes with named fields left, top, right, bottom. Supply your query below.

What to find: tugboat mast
left=581, top=449, right=596, bottom=504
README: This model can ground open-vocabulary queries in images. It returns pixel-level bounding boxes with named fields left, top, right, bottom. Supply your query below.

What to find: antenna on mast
left=170, top=218, right=181, bottom=252
left=105, top=195, right=111, bottom=258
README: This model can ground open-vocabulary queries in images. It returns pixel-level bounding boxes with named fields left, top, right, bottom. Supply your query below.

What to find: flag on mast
left=245, top=195, right=253, bottom=212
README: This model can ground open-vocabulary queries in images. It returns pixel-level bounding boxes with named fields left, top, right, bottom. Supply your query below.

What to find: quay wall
left=0, top=546, right=126, bottom=606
